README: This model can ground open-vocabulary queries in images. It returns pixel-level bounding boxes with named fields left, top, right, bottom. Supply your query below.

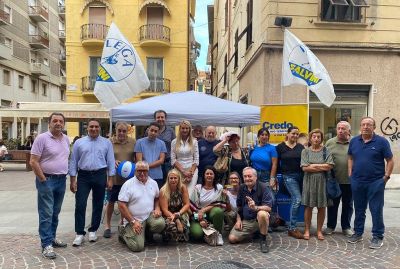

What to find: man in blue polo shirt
left=347, top=117, right=394, bottom=249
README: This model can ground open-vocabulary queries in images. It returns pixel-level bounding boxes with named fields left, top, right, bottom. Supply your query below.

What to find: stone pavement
left=0, top=163, right=400, bottom=269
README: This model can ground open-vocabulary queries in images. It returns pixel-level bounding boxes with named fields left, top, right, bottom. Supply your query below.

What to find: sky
left=194, top=0, right=214, bottom=72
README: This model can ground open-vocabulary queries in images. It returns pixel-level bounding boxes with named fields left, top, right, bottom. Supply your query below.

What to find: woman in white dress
left=171, top=120, right=199, bottom=194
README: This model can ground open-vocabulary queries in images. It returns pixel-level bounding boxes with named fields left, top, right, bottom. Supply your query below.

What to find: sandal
left=303, top=234, right=310, bottom=240
left=317, top=234, right=325, bottom=241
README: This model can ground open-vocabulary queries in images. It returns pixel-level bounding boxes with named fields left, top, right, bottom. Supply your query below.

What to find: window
left=4, top=37, right=12, bottom=48
left=321, top=0, right=369, bottom=22
left=224, top=0, right=229, bottom=31
left=3, top=70, right=10, bottom=85
left=234, top=29, right=238, bottom=69
left=18, top=75, right=24, bottom=89
left=60, top=89, right=65, bottom=101
left=31, top=79, right=37, bottom=92
left=42, top=83, right=47, bottom=96
left=223, top=54, right=227, bottom=86
left=147, top=57, right=164, bottom=91
left=246, top=0, right=253, bottom=49
left=89, top=56, right=101, bottom=89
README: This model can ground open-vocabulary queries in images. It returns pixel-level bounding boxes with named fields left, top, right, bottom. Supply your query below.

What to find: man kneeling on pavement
left=118, top=161, right=166, bottom=252
left=229, top=167, right=273, bottom=253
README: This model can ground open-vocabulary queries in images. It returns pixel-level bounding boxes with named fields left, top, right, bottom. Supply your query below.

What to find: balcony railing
left=0, top=33, right=12, bottom=60
left=30, top=62, right=50, bottom=76
left=139, top=24, right=170, bottom=44
left=0, top=9, right=10, bottom=25
left=146, top=78, right=170, bottom=93
left=28, top=3, right=49, bottom=22
left=29, top=33, right=49, bottom=49
left=81, top=24, right=109, bottom=42
left=58, top=5, right=65, bottom=17
left=81, top=76, right=96, bottom=93
left=59, top=29, right=66, bottom=40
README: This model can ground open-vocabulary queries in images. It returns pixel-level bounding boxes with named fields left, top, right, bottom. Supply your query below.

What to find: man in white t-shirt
left=118, top=161, right=165, bottom=252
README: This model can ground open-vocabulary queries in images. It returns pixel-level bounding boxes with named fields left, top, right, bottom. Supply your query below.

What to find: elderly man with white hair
left=118, top=161, right=165, bottom=252
left=324, top=121, right=354, bottom=237
left=228, top=167, right=273, bottom=253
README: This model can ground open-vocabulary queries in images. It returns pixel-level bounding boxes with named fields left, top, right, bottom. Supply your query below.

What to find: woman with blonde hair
left=159, top=169, right=190, bottom=241
left=301, top=129, right=334, bottom=240
left=171, top=120, right=199, bottom=194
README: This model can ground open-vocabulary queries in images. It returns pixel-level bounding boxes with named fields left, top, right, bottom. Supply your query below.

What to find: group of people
left=29, top=111, right=394, bottom=260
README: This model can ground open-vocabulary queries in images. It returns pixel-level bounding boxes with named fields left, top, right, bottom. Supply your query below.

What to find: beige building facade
left=0, top=0, right=66, bottom=140
left=210, top=0, right=400, bottom=172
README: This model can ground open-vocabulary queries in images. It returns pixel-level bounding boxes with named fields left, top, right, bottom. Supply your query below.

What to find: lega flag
left=282, top=29, right=336, bottom=107
left=94, top=22, right=150, bottom=108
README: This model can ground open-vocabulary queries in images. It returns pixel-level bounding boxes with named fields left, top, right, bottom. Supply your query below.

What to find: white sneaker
left=89, top=231, right=98, bottom=242
left=72, top=235, right=84, bottom=247
left=42, top=245, right=56, bottom=259
left=217, top=233, right=224, bottom=246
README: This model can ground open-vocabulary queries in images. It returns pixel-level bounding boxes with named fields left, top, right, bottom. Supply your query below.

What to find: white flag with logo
left=282, top=29, right=335, bottom=107
left=94, top=22, right=150, bottom=108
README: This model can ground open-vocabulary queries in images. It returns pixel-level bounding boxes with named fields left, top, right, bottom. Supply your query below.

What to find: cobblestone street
left=1, top=229, right=400, bottom=269
left=0, top=164, right=399, bottom=269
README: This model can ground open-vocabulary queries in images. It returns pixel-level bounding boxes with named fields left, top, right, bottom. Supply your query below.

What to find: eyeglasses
left=136, top=170, right=148, bottom=173
left=229, top=176, right=239, bottom=180
left=117, top=129, right=127, bottom=133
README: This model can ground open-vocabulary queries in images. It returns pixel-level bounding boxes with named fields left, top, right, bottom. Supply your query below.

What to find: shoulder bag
left=322, top=147, right=341, bottom=199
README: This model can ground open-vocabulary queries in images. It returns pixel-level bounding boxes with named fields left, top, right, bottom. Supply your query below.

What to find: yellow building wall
left=65, top=0, right=191, bottom=136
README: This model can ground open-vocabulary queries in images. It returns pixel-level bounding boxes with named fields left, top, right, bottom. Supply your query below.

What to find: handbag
left=213, top=146, right=230, bottom=173
left=202, top=225, right=219, bottom=246
left=322, top=147, right=342, bottom=200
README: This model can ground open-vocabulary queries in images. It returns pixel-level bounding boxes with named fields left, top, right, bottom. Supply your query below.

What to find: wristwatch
left=384, top=175, right=390, bottom=180
left=131, top=219, right=137, bottom=224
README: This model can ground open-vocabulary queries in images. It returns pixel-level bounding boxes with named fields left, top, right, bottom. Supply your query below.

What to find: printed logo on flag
left=288, top=45, right=323, bottom=87
left=97, top=38, right=136, bottom=83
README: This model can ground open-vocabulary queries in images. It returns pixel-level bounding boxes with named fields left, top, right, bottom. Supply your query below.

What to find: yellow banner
left=260, top=104, right=309, bottom=144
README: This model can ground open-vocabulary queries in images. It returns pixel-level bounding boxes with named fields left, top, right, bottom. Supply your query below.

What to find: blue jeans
left=283, top=173, right=302, bottom=230
left=327, top=184, right=353, bottom=230
left=256, top=170, right=270, bottom=184
left=75, top=169, right=107, bottom=235
left=36, top=175, right=66, bottom=248
left=352, top=177, right=385, bottom=239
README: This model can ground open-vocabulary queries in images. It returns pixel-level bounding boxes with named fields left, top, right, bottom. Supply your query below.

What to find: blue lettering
left=262, top=121, right=294, bottom=130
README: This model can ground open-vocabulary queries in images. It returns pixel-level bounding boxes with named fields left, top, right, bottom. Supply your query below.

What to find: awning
left=139, top=0, right=171, bottom=15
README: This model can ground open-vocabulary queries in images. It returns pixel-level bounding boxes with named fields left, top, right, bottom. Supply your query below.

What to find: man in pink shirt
left=30, top=112, right=70, bottom=259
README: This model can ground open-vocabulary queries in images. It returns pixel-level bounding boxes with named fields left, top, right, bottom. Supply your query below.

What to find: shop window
left=321, top=0, right=369, bottom=22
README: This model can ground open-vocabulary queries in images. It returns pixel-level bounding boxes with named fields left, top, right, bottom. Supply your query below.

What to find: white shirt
left=227, top=191, right=237, bottom=211
left=118, top=176, right=159, bottom=222
left=195, top=183, right=223, bottom=208
left=171, top=138, right=199, bottom=169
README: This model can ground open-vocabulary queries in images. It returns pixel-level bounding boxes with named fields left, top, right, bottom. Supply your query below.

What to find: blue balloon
left=117, top=161, right=135, bottom=179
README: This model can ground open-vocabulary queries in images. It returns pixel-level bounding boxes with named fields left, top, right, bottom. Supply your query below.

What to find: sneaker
left=260, top=240, right=269, bottom=253
left=217, top=233, right=224, bottom=246
left=72, top=234, right=84, bottom=247
left=288, top=229, right=304, bottom=239
left=103, top=229, right=111, bottom=238
left=369, top=237, right=383, bottom=249
left=89, top=231, right=98, bottom=242
left=324, top=227, right=335, bottom=235
left=348, top=234, right=363, bottom=244
left=52, top=238, right=67, bottom=248
left=342, top=229, right=354, bottom=238
left=42, top=245, right=56, bottom=259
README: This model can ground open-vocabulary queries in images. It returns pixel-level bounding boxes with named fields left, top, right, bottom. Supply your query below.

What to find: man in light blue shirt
left=69, top=118, right=115, bottom=247
left=135, top=122, right=167, bottom=188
